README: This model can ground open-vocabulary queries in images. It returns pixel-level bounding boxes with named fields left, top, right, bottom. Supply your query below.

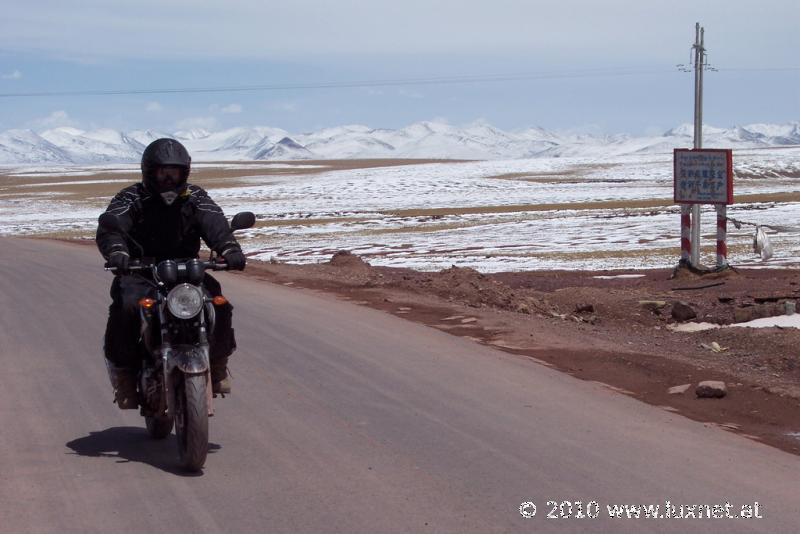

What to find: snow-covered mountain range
left=1, top=121, right=798, bottom=164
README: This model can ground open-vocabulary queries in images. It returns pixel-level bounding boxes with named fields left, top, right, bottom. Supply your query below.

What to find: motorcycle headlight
left=166, top=283, right=204, bottom=319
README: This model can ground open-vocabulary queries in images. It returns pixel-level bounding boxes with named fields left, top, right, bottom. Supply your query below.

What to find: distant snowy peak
left=44, top=126, right=86, bottom=137
left=0, top=121, right=797, bottom=164
left=174, top=128, right=212, bottom=140
left=740, top=121, right=800, bottom=138
left=127, top=129, right=172, bottom=147
left=39, top=127, right=143, bottom=163
left=249, top=137, right=313, bottom=160
left=673, top=123, right=800, bottom=149
left=0, top=130, right=72, bottom=164
left=663, top=124, right=695, bottom=137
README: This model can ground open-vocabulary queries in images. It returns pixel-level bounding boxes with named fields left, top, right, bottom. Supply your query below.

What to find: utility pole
left=675, top=24, right=729, bottom=271
left=691, top=22, right=705, bottom=267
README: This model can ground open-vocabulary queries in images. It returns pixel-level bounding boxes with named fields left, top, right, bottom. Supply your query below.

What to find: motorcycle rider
left=96, top=138, right=246, bottom=409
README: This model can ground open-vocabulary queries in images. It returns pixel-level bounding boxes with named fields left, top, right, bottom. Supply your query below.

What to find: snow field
left=1, top=149, right=799, bottom=272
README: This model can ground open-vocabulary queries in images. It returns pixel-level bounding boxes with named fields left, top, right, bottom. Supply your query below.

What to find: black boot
left=105, top=359, right=139, bottom=409
left=211, top=357, right=231, bottom=395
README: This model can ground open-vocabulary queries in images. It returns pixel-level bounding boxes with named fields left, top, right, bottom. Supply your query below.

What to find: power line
left=0, top=67, right=679, bottom=98
left=716, top=66, right=800, bottom=72
left=2, top=65, right=794, bottom=99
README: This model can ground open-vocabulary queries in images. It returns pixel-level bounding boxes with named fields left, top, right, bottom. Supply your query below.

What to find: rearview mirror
left=230, top=212, right=256, bottom=231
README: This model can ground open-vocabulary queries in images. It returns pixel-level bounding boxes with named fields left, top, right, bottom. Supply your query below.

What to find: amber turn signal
left=138, top=297, right=156, bottom=309
left=212, top=296, right=228, bottom=306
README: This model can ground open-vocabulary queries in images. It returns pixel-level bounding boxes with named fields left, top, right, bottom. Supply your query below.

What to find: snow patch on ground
left=668, top=314, right=800, bottom=332
left=730, top=314, right=800, bottom=329
left=592, top=274, right=646, bottom=279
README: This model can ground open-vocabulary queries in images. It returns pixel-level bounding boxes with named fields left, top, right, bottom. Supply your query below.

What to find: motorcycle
left=98, top=211, right=255, bottom=471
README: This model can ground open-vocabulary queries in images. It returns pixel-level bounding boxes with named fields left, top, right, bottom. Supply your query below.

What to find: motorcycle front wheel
left=174, top=373, right=209, bottom=472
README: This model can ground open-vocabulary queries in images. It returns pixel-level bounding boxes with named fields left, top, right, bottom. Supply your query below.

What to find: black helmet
left=141, top=138, right=191, bottom=200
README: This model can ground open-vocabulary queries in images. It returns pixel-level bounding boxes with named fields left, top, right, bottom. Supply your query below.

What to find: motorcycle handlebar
left=103, top=259, right=229, bottom=273
left=207, top=260, right=230, bottom=272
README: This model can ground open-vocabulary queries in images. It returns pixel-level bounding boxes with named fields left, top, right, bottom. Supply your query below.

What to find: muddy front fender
left=164, top=344, right=213, bottom=417
left=170, top=344, right=210, bottom=374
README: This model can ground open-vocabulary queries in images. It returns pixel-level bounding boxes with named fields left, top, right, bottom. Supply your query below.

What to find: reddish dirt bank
left=242, top=252, right=800, bottom=456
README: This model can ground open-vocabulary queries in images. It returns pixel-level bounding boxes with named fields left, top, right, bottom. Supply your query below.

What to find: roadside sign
left=673, top=148, right=733, bottom=205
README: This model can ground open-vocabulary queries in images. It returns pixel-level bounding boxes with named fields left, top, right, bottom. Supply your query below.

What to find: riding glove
left=222, top=248, right=246, bottom=271
left=108, top=251, right=130, bottom=274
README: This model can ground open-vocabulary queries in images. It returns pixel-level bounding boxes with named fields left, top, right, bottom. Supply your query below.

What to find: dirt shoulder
left=240, top=252, right=800, bottom=456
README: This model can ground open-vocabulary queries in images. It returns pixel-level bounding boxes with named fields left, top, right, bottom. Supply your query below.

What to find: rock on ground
left=671, top=301, right=697, bottom=322
left=668, top=383, right=692, bottom=395
left=696, top=381, right=727, bottom=398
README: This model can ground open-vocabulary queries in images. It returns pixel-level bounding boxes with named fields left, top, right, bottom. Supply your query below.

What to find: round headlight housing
left=166, top=283, right=204, bottom=319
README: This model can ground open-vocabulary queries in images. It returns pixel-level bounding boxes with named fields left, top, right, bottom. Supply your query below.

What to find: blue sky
left=1, top=0, right=797, bottom=135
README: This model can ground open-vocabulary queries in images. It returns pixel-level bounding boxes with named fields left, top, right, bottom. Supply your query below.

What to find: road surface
left=0, top=238, right=797, bottom=533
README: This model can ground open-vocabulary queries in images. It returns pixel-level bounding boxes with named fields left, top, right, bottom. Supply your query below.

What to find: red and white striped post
left=675, top=148, right=733, bottom=270
left=716, top=205, right=727, bottom=268
left=680, top=205, right=692, bottom=264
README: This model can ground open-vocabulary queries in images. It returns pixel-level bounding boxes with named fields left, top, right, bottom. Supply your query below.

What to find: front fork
left=156, top=301, right=214, bottom=418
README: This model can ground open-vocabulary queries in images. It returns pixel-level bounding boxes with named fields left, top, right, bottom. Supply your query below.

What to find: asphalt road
left=0, top=237, right=798, bottom=533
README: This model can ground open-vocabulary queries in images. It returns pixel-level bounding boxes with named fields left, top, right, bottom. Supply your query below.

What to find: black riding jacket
left=96, top=183, right=241, bottom=262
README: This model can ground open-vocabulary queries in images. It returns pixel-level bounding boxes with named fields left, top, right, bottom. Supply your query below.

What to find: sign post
left=673, top=148, right=733, bottom=269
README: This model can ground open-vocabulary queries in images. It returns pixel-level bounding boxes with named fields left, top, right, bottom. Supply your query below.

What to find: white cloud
left=145, top=101, right=163, bottom=112
left=2, top=69, right=22, bottom=80
left=176, top=116, right=218, bottom=131
left=220, top=103, right=242, bottom=114
left=30, top=110, right=79, bottom=130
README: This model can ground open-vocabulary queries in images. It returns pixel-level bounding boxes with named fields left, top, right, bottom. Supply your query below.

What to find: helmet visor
left=153, top=165, right=187, bottom=193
